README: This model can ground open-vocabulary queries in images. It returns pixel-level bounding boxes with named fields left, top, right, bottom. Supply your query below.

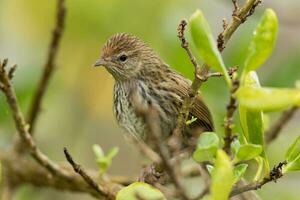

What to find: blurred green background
left=0, top=0, right=299, bottom=199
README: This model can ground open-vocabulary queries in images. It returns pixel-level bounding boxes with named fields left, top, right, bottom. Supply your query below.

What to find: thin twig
left=266, top=106, right=299, bottom=144
left=207, top=66, right=238, bottom=79
left=176, top=0, right=262, bottom=143
left=63, top=147, right=116, bottom=200
left=232, top=0, right=239, bottom=14
left=128, top=134, right=162, bottom=164
left=134, top=98, right=190, bottom=200
left=222, top=18, right=228, bottom=30
left=147, top=108, right=190, bottom=200
left=0, top=59, right=71, bottom=179
left=173, top=20, right=203, bottom=143
left=27, top=0, right=66, bottom=135
left=230, top=161, right=286, bottom=197
left=1, top=182, right=14, bottom=200
left=0, top=150, right=122, bottom=198
left=195, top=164, right=211, bottom=199
left=218, top=0, right=262, bottom=51
left=223, top=78, right=239, bottom=154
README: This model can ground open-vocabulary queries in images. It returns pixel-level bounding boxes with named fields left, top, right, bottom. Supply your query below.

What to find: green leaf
left=243, top=9, right=278, bottom=77
left=206, top=165, right=214, bottom=175
left=283, top=136, right=300, bottom=172
left=286, top=136, right=300, bottom=162
left=236, top=144, right=262, bottom=161
left=96, top=157, right=110, bottom=175
left=93, top=145, right=119, bottom=175
left=283, top=155, right=300, bottom=172
left=239, top=72, right=265, bottom=145
left=231, top=139, right=241, bottom=155
left=116, top=182, right=166, bottom=200
left=93, top=144, right=104, bottom=158
left=239, top=72, right=269, bottom=175
left=107, top=147, right=119, bottom=160
left=186, top=116, right=198, bottom=125
left=193, top=132, right=220, bottom=162
left=236, top=86, right=300, bottom=112
left=210, top=150, right=235, bottom=200
left=189, top=10, right=231, bottom=87
left=233, top=164, right=248, bottom=182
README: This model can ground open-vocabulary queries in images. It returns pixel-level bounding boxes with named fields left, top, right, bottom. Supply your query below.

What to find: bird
left=94, top=33, right=213, bottom=145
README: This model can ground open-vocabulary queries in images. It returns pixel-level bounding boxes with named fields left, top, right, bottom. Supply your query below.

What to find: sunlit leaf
left=283, top=155, right=300, bottom=172
left=239, top=72, right=264, bottom=145
left=96, top=157, right=110, bottom=175
left=107, top=147, right=119, bottom=160
left=231, top=139, right=241, bottom=155
left=236, top=144, right=262, bottom=161
left=236, top=86, right=300, bottom=112
left=233, top=164, right=248, bottom=182
left=93, top=144, right=104, bottom=158
left=210, top=150, right=235, bottom=200
left=243, top=9, right=278, bottom=77
left=283, top=136, right=300, bottom=172
left=238, top=72, right=270, bottom=175
left=93, top=145, right=119, bottom=175
left=189, top=10, right=231, bottom=87
left=193, top=132, right=220, bottom=162
left=206, top=164, right=214, bottom=175
left=186, top=116, right=198, bottom=125
left=116, top=182, right=166, bottom=200
left=286, top=136, right=300, bottom=162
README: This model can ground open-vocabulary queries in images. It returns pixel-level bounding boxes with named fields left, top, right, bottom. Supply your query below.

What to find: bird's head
left=94, top=33, right=161, bottom=81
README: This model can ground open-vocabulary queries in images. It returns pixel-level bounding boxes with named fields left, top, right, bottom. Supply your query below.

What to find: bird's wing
left=168, top=72, right=214, bottom=131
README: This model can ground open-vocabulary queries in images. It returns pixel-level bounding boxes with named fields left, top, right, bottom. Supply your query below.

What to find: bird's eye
left=119, top=54, right=127, bottom=62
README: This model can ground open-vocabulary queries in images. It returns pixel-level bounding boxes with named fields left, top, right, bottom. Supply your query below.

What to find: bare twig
left=230, top=161, right=286, bottom=197
left=195, top=164, right=211, bottom=199
left=222, top=18, right=228, bottom=30
left=218, top=0, right=262, bottom=51
left=173, top=20, right=203, bottom=143
left=0, top=151, right=122, bottom=198
left=128, top=134, right=162, bottom=164
left=1, top=182, right=14, bottom=200
left=266, top=106, right=299, bottom=144
left=0, top=59, right=72, bottom=179
left=232, top=0, right=239, bottom=14
left=147, top=108, right=190, bottom=200
left=63, top=147, right=116, bottom=200
left=134, top=98, right=190, bottom=200
left=207, top=66, right=238, bottom=79
left=27, top=0, right=66, bottom=135
left=176, top=0, right=262, bottom=142
left=223, top=78, right=239, bottom=153
left=8, top=64, right=17, bottom=80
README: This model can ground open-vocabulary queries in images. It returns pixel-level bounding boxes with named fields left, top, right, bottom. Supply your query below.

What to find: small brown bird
left=94, top=33, right=213, bottom=142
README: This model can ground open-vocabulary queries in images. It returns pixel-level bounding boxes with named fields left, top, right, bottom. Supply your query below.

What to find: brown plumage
left=95, top=33, right=214, bottom=142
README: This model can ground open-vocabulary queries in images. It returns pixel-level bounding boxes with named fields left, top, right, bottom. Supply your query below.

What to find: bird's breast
left=113, top=81, right=147, bottom=139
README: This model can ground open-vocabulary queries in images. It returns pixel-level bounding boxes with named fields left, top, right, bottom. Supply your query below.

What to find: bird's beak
left=94, top=58, right=106, bottom=67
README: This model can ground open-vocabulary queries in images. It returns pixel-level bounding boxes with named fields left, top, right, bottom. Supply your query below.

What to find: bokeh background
left=0, top=0, right=299, bottom=199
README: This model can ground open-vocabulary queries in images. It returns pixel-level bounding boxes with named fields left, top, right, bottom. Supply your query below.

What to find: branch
left=127, top=134, right=162, bottom=164
left=0, top=151, right=121, bottom=199
left=27, top=0, right=66, bottom=135
left=0, top=59, right=74, bottom=180
left=223, top=78, right=239, bottom=153
left=218, top=0, right=262, bottom=51
left=134, top=98, right=190, bottom=200
left=175, top=0, right=262, bottom=140
left=230, top=161, right=287, bottom=197
left=63, top=148, right=116, bottom=200
left=266, top=106, right=299, bottom=144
